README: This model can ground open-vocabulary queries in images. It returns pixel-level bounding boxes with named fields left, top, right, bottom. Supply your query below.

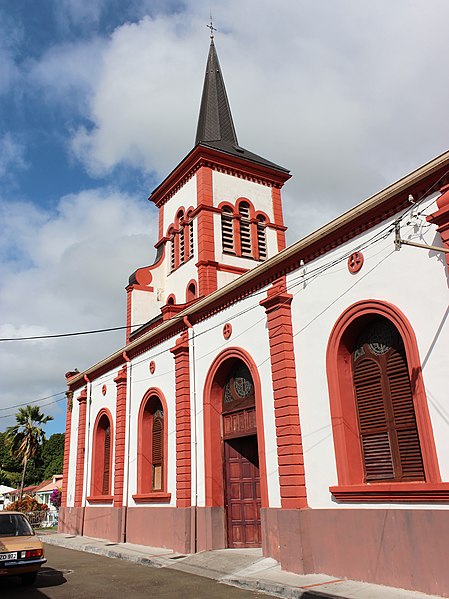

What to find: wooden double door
left=224, top=434, right=261, bottom=548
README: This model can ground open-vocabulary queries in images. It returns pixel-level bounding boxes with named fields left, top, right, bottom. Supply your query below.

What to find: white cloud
left=0, top=188, right=157, bottom=429
left=0, top=133, right=27, bottom=179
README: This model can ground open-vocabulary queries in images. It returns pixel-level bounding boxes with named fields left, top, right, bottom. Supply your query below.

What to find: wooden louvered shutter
left=222, top=208, right=234, bottom=253
left=102, top=425, right=111, bottom=495
left=386, top=348, right=425, bottom=480
left=354, top=359, right=394, bottom=481
left=239, top=203, right=252, bottom=257
left=152, top=415, right=163, bottom=491
left=352, top=316, right=425, bottom=483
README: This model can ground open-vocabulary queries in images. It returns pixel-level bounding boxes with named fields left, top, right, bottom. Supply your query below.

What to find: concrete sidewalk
left=40, top=533, right=441, bottom=599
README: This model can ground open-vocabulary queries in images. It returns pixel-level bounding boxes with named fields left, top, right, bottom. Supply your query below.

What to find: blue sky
left=2, top=0, right=449, bottom=437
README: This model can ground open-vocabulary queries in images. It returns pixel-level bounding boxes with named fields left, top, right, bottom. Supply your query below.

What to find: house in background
left=0, top=485, right=14, bottom=511
left=59, top=35, right=449, bottom=598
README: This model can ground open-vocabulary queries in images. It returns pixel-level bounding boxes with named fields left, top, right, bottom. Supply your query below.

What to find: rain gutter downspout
left=184, top=315, right=198, bottom=554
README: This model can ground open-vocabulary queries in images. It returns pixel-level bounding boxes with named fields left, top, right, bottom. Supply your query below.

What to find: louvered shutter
left=102, top=425, right=111, bottom=495
left=152, top=416, right=163, bottom=491
left=354, top=359, right=394, bottom=481
left=257, top=217, right=267, bottom=260
left=386, top=348, right=425, bottom=480
left=222, top=208, right=234, bottom=253
left=239, top=203, right=252, bottom=257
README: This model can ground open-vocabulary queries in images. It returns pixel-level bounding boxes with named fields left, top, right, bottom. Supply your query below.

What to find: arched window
left=239, top=202, right=252, bottom=257
left=352, top=317, right=424, bottom=482
left=91, top=412, right=113, bottom=498
left=177, top=210, right=185, bottom=265
left=187, top=211, right=194, bottom=260
left=186, top=281, right=197, bottom=303
left=170, top=233, right=175, bottom=272
left=221, top=206, right=235, bottom=254
left=326, top=301, right=441, bottom=502
left=256, top=215, right=267, bottom=260
left=136, top=394, right=167, bottom=495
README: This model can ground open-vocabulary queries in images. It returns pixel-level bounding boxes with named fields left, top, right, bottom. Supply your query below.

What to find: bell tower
left=126, top=36, right=291, bottom=341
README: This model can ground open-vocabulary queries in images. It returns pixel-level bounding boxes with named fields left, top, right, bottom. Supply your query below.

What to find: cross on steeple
left=206, top=13, right=216, bottom=40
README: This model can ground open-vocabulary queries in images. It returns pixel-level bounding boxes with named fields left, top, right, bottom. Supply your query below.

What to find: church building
left=60, top=36, right=449, bottom=597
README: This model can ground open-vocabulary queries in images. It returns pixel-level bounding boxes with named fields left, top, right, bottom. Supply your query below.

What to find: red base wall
left=60, top=504, right=449, bottom=596
left=265, top=507, right=449, bottom=598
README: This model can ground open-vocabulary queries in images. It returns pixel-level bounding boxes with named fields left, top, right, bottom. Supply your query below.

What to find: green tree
left=42, top=433, right=65, bottom=479
left=5, top=406, right=53, bottom=498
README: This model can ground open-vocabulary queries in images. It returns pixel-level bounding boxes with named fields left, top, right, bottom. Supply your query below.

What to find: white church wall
left=162, top=176, right=197, bottom=234
left=66, top=389, right=81, bottom=508
left=289, top=195, right=449, bottom=509
left=126, top=336, right=177, bottom=507
left=166, top=256, right=198, bottom=303
left=212, top=171, right=274, bottom=219
left=192, top=292, right=282, bottom=508
left=130, top=288, right=160, bottom=328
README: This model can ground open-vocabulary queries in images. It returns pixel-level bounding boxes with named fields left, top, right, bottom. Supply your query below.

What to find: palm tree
left=5, top=405, right=53, bottom=499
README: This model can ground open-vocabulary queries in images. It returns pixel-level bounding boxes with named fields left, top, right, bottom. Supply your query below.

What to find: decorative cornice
left=149, top=145, right=291, bottom=208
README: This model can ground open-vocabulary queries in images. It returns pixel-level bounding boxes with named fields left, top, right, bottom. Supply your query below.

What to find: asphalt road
left=0, top=544, right=275, bottom=598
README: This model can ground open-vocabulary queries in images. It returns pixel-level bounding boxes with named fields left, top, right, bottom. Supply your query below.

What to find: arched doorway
left=222, top=361, right=260, bottom=547
left=203, top=349, right=268, bottom=549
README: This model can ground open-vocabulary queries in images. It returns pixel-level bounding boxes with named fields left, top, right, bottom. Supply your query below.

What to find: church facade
left=60, top=38, right=449, bottom=597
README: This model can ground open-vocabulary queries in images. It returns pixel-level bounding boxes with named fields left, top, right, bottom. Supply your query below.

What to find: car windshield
left=0, top=514, right=34, bottom=537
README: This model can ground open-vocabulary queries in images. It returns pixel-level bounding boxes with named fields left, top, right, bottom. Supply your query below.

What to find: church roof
left=195, top=39, right=288, bottom=174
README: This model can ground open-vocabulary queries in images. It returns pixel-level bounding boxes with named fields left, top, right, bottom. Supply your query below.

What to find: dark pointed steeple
left=195, top=39, right=289, bottom=174
left=195, top=39, right=238, bottom=147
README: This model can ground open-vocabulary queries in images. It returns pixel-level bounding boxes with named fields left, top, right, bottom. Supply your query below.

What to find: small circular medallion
left=223, top=323, right=232, bottom=340
left=101, top=384, right=107, bottom=396
left=348, top=252, right=364, bottom=273
left=149, top=361, right=156, bottom=374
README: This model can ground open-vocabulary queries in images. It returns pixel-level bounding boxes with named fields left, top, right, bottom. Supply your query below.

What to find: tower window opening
left=221, top=207, right=235, bottom=254
left=189, top=218, right=194, bottom=258
left=170, top=235, right=175, bottom=272
left=257, top=215, right=267, bottom=260
left=239, top=202, right=252, bottom=257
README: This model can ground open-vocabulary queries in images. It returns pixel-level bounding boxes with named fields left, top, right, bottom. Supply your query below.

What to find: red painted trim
left=203, top=347, right=269, bottom=509
left=196, top=167, right=217, bottom=295
left=150, top=145, right=290, bottom=209
left=90, top=408, right=114, bottom=498
left=86, top=495, right=113, bottom=504
left=260, top=277, right=308, bottom=509
left=126, top=287, right=132, bottom=344
left=132, top=492, right=171, bottom=503
left=61, top=392, right=73, bottom=508
left=136, top=388, right=169, bottom=497
left=330, top=482, right=449, bottom=502
left=216, top=263, right=248, bottom=275
left=326, top=300, right=441, bottom=491
left=113, top=365, right=127, bottom=507
left=74, top=388, right=87, bottom=507
left=170, top=333, right=191, bottom=507
left=158, top=203, right=164, bottom=241
left=272, top=187, right=286, bottom=251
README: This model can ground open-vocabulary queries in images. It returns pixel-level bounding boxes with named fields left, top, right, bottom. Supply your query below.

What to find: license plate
left=0, top=552, right=17, bottom=561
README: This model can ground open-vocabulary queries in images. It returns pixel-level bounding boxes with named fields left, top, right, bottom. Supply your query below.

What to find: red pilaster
left=170, top=332, right=191, bottom=507
left=114, top=365, right=127, bottom=507
left=74, top=388, right=87, bottom=508
left=272, top=187, right=286, bottom=251
left=61, top=391, right=73, bottom=508
left=196, top=166, right=217, bottom=295
left=427, top=184, right=449, bottom=269
left=260, top=277, right=307, bottom=509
